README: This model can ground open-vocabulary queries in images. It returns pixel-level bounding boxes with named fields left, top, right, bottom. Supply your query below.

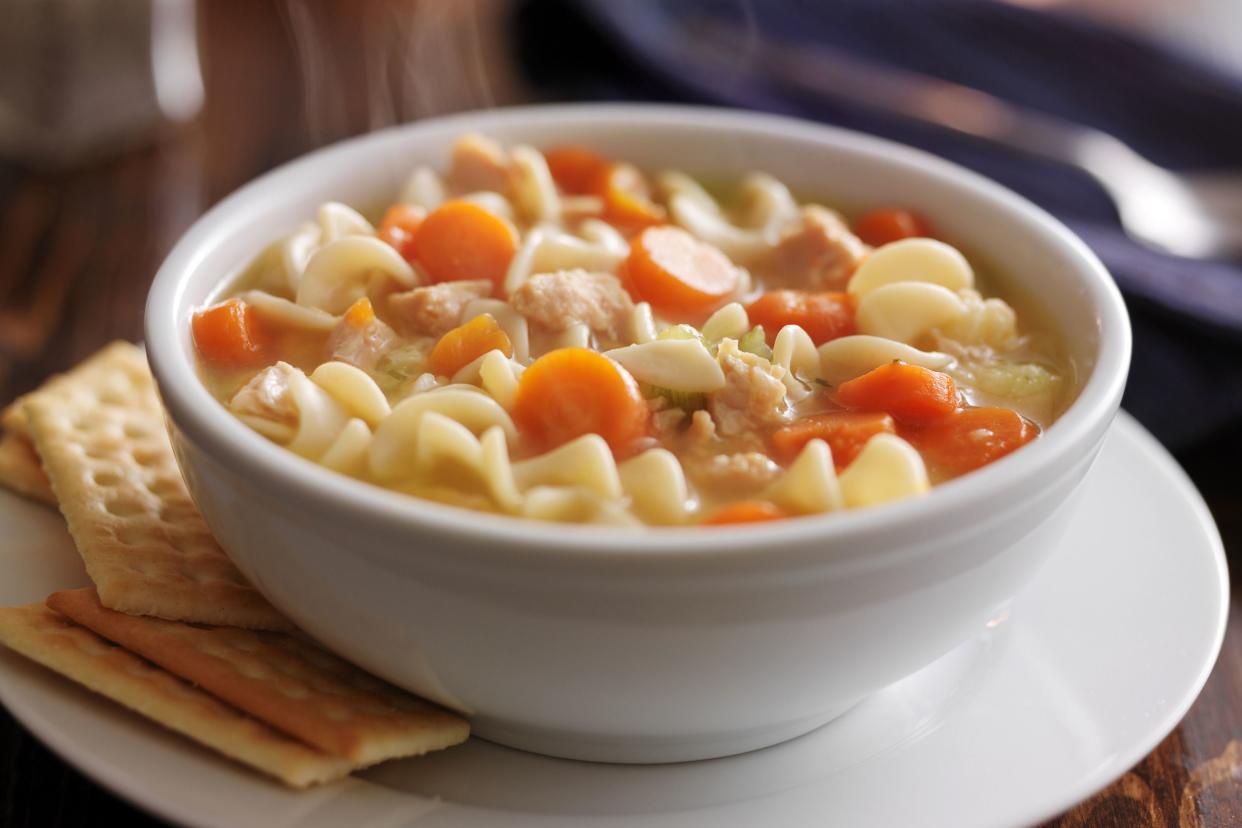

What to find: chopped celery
left=640, top=382, right=706, bottom=413
left=657, top=324, right=704, bottom=342
left=373, top=344, right=429, bottom=393
left=963, top=360, right=1062, bottom=400
left=657, top=322, right=723, bottom=356
left=738, top=325, right=772, bottom=361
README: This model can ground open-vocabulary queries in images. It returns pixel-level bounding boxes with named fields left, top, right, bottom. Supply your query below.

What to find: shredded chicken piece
left=229, top=362, right=299, bottom=438
left=509, top=269, right=634, bottom=341
left=446, top=133, right=510, bottom=194
left=652, top=407, right=687, bottom=436
left=763, top=206, right=867, bottom=290
left=387, top=280, right=494, bottom=337
left=686, top=409, right=717, bottom=446
left=690, top=452, right=782, bottom=495
left=707, top=340, right=790, bottom=438
left=328, top=313, right=399, bottom=372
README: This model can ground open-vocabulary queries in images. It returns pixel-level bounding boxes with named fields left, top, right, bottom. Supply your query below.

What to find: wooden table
left=0, top=2, right=1238, bottom=825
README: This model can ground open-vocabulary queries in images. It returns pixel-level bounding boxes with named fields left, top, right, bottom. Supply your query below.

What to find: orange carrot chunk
left=623, top=226, right=739, bottom=316
left=546, top=150, right=663, bottom=231
left=853, top=208, right=934, bottom=247
left=191, top=299, right=270, bottom=367
left=545, top=145, right=612, bottom=195
left=906, top=407, right=1038, bottom=477
left=770, top=412, right=896, bottom=468
left=377, top=203, right=424, bottom=262
left=413, top=200, right=518, bottom=292
left=427, top=314, right=513, bottom=378
left=836, top=362, right=958, bottom=422
left=599, top=165, right=666, bottom=232
left=701, top=500, right=790, bottom=525
left=512, top=348, right=650, bottom=456
left=343, top=296, right=376, bottom=329
left=745, top=290, right=855, bottom=345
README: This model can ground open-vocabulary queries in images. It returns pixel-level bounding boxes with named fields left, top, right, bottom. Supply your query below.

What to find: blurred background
left=1, top=0, right=1241, bottom=825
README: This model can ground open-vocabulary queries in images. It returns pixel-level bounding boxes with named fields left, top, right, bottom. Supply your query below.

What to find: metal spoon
left=692, top=21, right=1242, bottom=260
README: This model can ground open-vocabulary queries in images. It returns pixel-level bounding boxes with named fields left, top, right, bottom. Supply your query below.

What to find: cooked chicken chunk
left=387, top=280, right=494, bottom=337
left=764, top=206, right=867, bottom=290
left=707, top=340, right=791, bottom=438
left=685, top=409, right=717, bottom=447
left=328, top=312, right=399, bottom=371
left=446, top=133, right=510, bottom=195
left=509, top=269, right=634, bottom=341
left=229, top=362, right=299, bottom=440
left=689, top=452, right=782, bottom=495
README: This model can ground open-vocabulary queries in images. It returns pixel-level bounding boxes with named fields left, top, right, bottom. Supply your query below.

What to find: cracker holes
left=147, top=476, right=182, bottom=497
left=92, top=470, right=122, bottom=488
left=99, top=392, right=128, bottom=407
left=132, top=447, right=165, bottom=467
left=278, top=680, right=312, bottom=700
left=184, top=568, right=227, bottom=585
left=115, top=524, right=162, bottom=547
left=319, top=702, right=353, bottom=722
left=195, top=641, right=234, bottom=660
left=309, top=679, right=350, bottom=698
left=263, top=654, right=304, bottom=678
left=171, top=536, right=222, bottom=560
left=74, top=637, right=117, bottom=658
left=228, top=636, right=262, bottom=654
left=104, top=497, right=146, bottom=518
left=158, top=504, right=198, bottom=525
left=234, top=659, right=275, bottom=681
left=122, top=422, right=150, bottom=441
left=123, top=659, right=159, bottom=678
left=163, top=677, right=207, bottom=701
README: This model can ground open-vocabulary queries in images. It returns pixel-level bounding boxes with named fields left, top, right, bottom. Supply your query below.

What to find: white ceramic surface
left=0, top=415, right=1225, bottom=827
left=144, top=105, right=1131, bottom=762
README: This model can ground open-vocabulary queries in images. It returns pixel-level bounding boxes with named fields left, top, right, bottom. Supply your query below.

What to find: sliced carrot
left=427, top=314, right=513, bottom=378
left=905, top=406, right=1038, bottom=477
left=343, top=296, right=375, bottom=329
left=599, top=165, right=666, bottom=232
left=191, top=299, right=270, bottom=367
left=745, top=290, right=855, bottom=345
left=546, top=150, right=664, bottom=231
left=623, top=226, right=739, bottom=316
left=770, top=412, right=896, bottom=468
left=853, top=208, right=934, bottom=247
left=836, top=362, right=958, bottom=422
left=545, top=145, right=612, bottom=195
left=701, top=500, right=790, bottom=525
left=512, top=348, right=650, bottom=456
left=377, top=203, right=424, bottom=262
left=413, top=200, right=518, bottom=292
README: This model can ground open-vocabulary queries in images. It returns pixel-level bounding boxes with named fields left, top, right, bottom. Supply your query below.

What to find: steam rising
left=280, top=0, right=521, bottom=144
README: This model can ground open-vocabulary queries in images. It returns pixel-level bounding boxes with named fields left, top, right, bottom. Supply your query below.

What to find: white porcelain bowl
left=146, top=105, right=1130, bottom=764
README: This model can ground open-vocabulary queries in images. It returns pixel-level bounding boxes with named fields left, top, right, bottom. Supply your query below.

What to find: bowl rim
left=145, top=103, right=1131, bottom=563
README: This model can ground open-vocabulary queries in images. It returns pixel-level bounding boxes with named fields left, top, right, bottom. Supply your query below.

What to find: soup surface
left=193, top=134, right=1070, bottom=527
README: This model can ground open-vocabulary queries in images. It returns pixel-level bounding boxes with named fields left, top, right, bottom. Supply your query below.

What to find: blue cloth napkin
left=514, top=0, right=1242, bottom=450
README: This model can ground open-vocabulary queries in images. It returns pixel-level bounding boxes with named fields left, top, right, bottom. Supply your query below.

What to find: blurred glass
left=0, top=0, right=203, bottom=166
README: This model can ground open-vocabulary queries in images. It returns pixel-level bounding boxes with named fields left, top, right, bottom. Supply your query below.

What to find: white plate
left=0, top=412, right=1227, bottom=828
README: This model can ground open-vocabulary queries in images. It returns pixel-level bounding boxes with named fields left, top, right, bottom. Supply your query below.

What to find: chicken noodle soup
left=192, top=134, right=1070, bottom=527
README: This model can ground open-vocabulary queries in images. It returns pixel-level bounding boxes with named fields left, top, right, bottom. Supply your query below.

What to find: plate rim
left=1005, top=412, right=1229, bottom=827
